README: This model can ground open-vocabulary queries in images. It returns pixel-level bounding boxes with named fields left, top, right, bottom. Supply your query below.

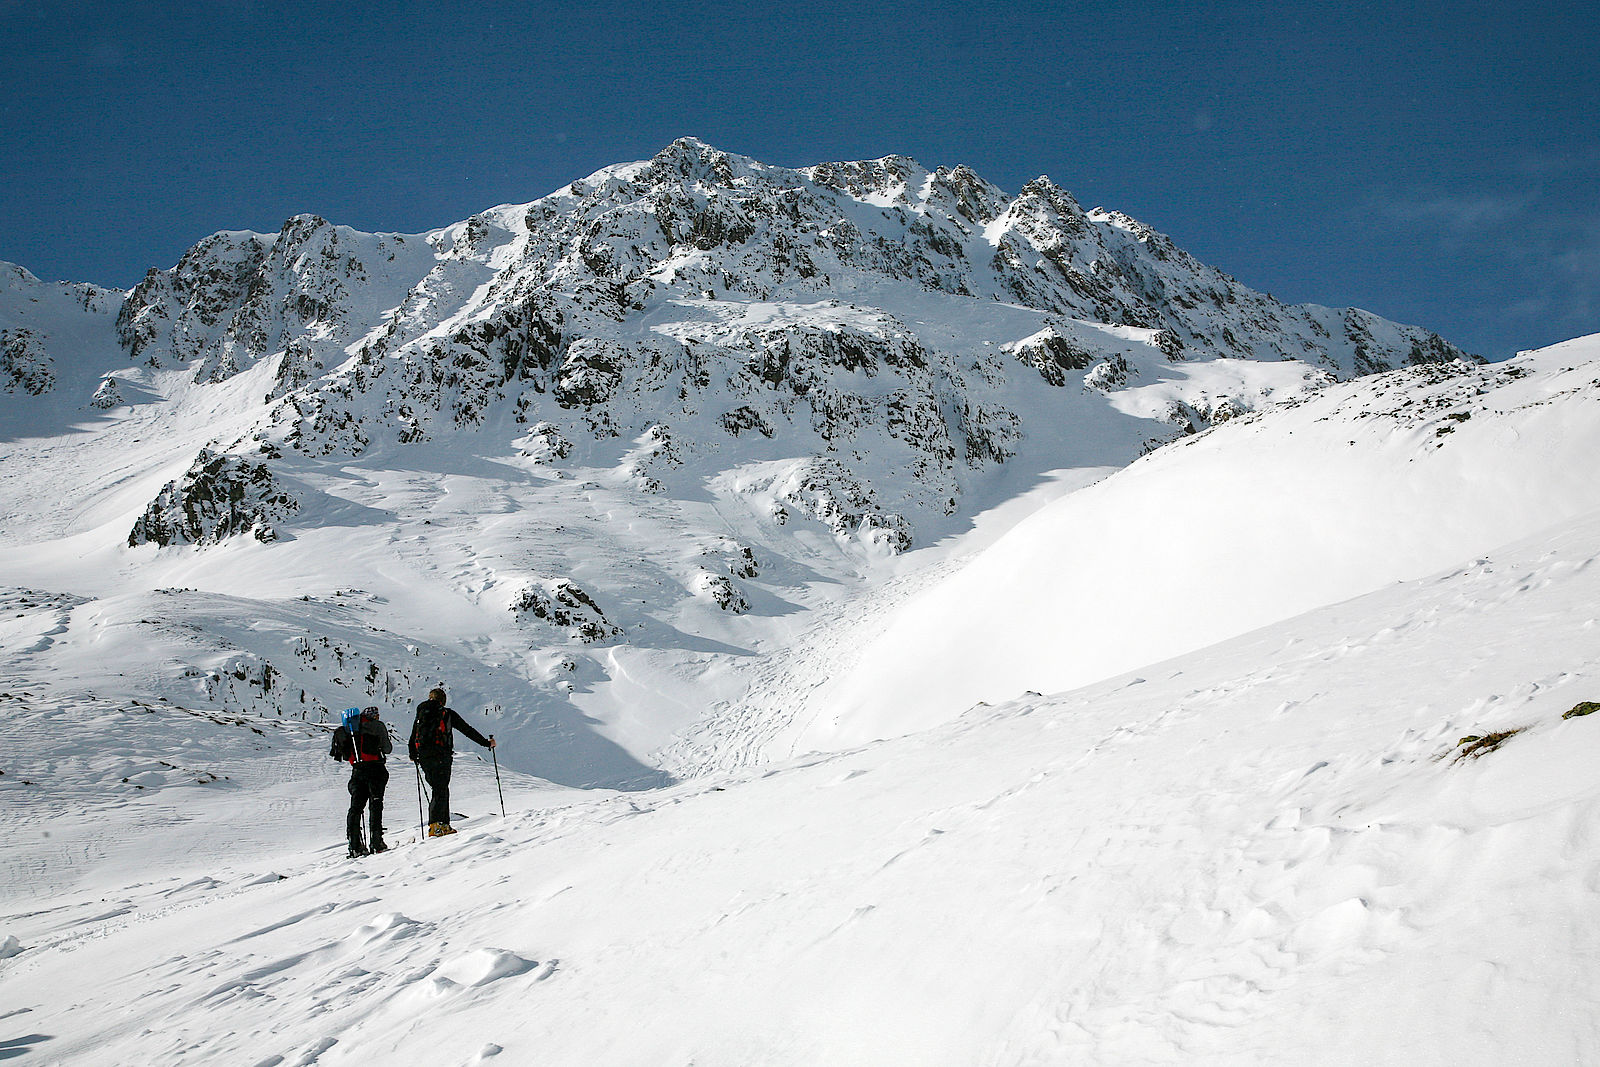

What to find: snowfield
left=1, top=334, right=1596, bottom=1064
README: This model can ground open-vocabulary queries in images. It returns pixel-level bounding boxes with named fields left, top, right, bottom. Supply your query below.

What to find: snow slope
left=797, top=336, right=1600, bottom=751
left=3, top=456, right=1598, bottom=1064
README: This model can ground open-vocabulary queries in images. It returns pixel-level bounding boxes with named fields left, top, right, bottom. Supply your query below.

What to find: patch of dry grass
left=1449, top=726, right=1529, bottom=764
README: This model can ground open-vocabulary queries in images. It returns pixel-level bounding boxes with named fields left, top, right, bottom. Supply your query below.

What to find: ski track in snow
left=658, top=555, right=971, bottom=775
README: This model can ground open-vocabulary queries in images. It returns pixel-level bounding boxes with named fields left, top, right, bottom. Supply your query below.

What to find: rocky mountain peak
left=2, top=261, right=42, bottom=290
left=4, top=141, right=1481, bottom=558
left=804, top=155, right=927, bottom=205
left=647, top=137, right=748, bottom=187
left=924, top=164, right=1007, bottom=224
left=1013, top=177, right=1086, bottom=222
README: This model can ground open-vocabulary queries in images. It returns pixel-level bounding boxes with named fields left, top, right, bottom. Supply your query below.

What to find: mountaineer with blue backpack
left=331, top=705, right=391, bottom=857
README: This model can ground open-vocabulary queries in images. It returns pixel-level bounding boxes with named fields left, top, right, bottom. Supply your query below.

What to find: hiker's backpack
left=329, top=706, right=362, bottom=763
left=410, top=702, right=451, bottom=758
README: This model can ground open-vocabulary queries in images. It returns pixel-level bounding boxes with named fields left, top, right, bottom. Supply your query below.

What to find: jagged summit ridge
left=3, top=139, right=1476, bottom=556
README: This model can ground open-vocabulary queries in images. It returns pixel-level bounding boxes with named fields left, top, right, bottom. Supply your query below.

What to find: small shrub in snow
left=1449, top=726, right=1528, bottom=763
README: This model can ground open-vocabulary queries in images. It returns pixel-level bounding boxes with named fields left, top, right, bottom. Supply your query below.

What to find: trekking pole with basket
left=490, top=736, right=506, bottom=818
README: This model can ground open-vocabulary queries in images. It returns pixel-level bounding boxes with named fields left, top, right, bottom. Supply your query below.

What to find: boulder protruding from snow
left=1005, top=327, right=1096, bottom=387
left=510, top=579, right=623, bottom=643
left=517, top=421, right=573, bottom=462
left=694, top=569, right=751, bottom=613
left=90, top=377, right=122, bottom=409
left=774, top=458, right=915, bottom=553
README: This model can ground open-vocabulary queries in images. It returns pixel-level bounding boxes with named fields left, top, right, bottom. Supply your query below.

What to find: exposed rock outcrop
left=0, top=328, right=54, bottom=395
left=510, top=579, right=623, bottom=643
left=128, top=449, right=299, bottom=547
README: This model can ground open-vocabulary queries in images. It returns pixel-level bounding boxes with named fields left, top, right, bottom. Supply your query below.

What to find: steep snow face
left=0, top=261, right=122, bottom=409
left=797, top=336, right=1600, bottom=751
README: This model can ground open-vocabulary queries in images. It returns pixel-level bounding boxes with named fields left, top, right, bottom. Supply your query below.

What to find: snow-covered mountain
left=11, top=140, right=1600, bottom=1064
left=0, top=139, right=1477, bottom=782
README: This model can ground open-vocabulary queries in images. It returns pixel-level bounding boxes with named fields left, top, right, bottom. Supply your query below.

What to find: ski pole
left=415, top=761, right=426, bottom=840
left=490, top=736, right=505, bottom=818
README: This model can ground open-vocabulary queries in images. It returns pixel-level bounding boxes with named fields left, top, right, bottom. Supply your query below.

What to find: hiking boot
left=348, top=842, right=369, bottom=858
left=428, top=822, right=457, bottom=837
left=370, top=839, right=389, bottom=854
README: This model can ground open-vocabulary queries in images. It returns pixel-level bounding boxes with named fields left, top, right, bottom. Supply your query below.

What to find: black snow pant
left=419, top=752, right=453, bottom=826
left=347, top=761, right=389, bottom=849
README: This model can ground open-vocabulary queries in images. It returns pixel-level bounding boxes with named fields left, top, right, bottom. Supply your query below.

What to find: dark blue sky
left=3, top=0, right=1595, bottom=358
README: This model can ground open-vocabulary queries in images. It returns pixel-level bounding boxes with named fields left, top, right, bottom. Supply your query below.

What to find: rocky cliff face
left=1, top=326, right=53, bottom=395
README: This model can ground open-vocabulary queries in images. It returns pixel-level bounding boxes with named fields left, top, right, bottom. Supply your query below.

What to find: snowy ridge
left=799, top=339, right=1600, bottom=751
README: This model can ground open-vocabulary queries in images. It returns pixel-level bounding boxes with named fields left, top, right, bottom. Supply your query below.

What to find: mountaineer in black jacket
left=332, top=706, right=392, bottom=857
left=409, top=688, right=495, bottom=837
